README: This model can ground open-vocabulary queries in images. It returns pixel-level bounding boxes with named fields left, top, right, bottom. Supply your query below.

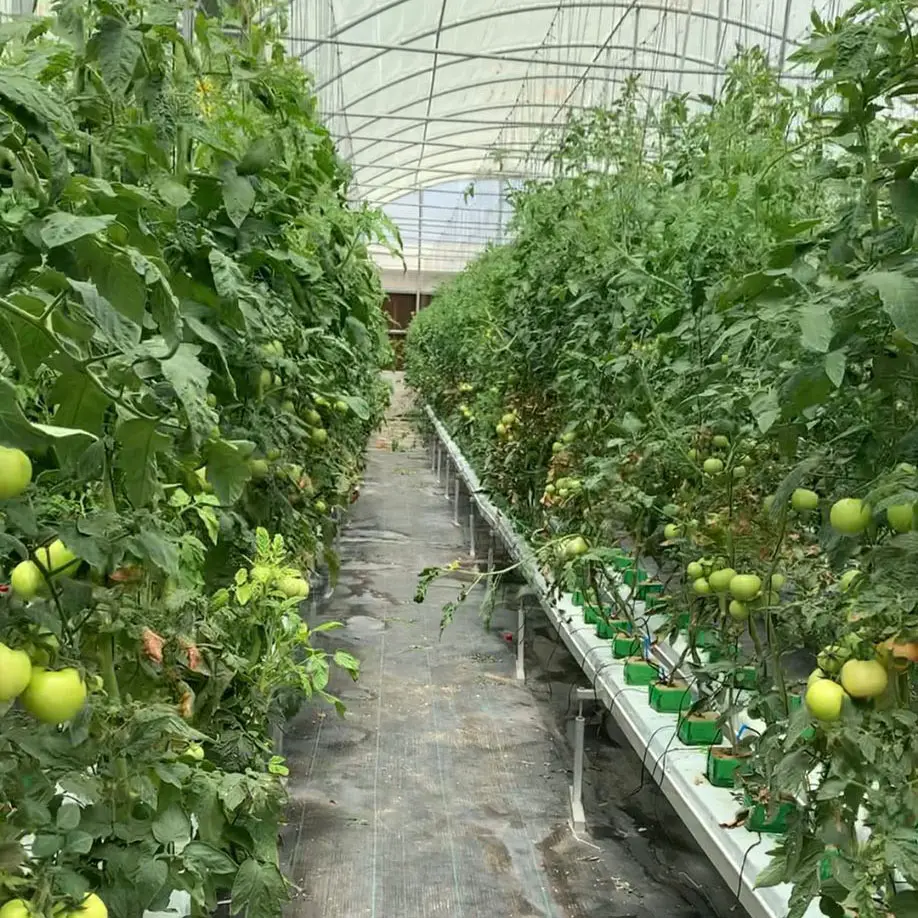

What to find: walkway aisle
left=281, top=432, right=736, bottom=918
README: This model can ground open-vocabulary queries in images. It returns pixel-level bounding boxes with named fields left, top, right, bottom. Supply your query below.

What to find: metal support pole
left=444, top=459, right=451, bottom=499
left=469, top=504, right=477, bottom=559
left=487, top=530, right=495, bottom=573
left=452, top=477, right=461, bottom=527
left=436, top=444, right=442, bottom=482
left=569, top=688, right=595, bottom=832
left=430, top=439, right=437, bottom=472
left=516, top=603, right=525, bottom=681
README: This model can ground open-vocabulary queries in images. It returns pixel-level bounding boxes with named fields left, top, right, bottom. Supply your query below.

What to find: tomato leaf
left=115, top=418, right=171, bottom=507
left=39, top=212, right=115, bottom=249
left=205, top=439, right=253, bottom=505
left=862, top=271, right=918, bottom=344
left=160, top=343, right=215, bottom=445
left=151, top=803, right=191, bottom=847
left=230, top=858, right=288, bottom=918
left=222, top=172, right=255, bottom=229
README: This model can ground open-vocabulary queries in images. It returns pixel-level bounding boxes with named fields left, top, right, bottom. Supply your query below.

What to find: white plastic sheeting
left=286, top=0, right=850, bottom=280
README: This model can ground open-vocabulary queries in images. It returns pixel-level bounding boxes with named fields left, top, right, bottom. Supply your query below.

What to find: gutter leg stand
left=469, top=504, right=477, bottom=560
left=436, top=443, right=442, bottom=482
left=453, top=477, right=461, bottom=527
left=570, top=699, right=587, bottom=832
left=444, top=460, right=451, bottom=500
left=516, top=602, right=525, bottom=681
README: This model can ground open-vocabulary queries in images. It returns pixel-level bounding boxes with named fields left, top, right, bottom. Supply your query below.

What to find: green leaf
left=0, top=379, right=96, bottom=451
left=342, top=395, right=370, bottom=420
left=155, top=176, right=192, bottom=208
left=39, top=212, right=115, bottom=249
left=208, top=248, right=245, bottom=302
left=237, top=136, right=277, bottom=175
left=230, top=859, right=288, bottom=918
left=824, top=349, right=846, bottom=387
left=205, top=439, right=253, bottom=505
left=132, top=857, right=168, bottom=908
left=184, top=315, right=235, bottom=390
left=862, top=271, right=918, bottom=344
left=115, top=418, right=171, bottom=507
left=798, top=302, right=833, bottom=353
left=0, top=68, right=76, bottom=132
left=92, top=250, right=147, bottom=326
left=891, top=890, right=918, bottom=918
left=160, top=344, right=214, bottom=444
left=749, top=389, right=780, bottom=434
left=183, top=841, right=237, bottom=876
left=68, top=279, right=140, bottom=349
left=151, top=803, right=191, bottom=848
left=89, top=17, right=142, bottom=97
left=65, top=831, right=94, bottom=855
left=31, top=834, right=63, bottom=857
left=890, top=178, right=918, bottom=229
left=128, top=529, right=179, bottom=575
left=50, top=373, right=110, bottom=440
left=56, top=801, right=81, bottom=831
left=222, top=173, right=255, bottom=228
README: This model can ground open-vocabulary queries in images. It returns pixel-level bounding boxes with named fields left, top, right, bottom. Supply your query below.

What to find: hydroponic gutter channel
left=424, top=405, right=821, bottom=918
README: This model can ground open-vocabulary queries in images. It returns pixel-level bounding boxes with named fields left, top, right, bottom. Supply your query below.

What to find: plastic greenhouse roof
left=284, top=0, right=846, bottom=279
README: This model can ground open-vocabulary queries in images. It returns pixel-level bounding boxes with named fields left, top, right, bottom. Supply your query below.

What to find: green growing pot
left=623, top=567, right=650, bottom=587
left=583, top=606, right=599, bottom=625
left=610, top=553, right=633, bottom=571
left=613, top=635, right=642, bottom=658
left=624, top=656, right=658, bottom=686
left=677, top=712, right=722, bottom=746
left=637, top=581, right=664, bottom=601
left=645, top=593, right=668, bottom=611
left=691, top=628, right=720, bottom=649
left=705, top=746, right=750, bottom=788
left=745, top=796, right=795, bottom=834
left=648, top=681, right=691, bottom=714
left=733, top=666, right=758, bottom=690
left=676, top=611, right=691, bottom=630
left=572, top=589, right=585, bottom=607
left=596, top=618, right=631, bottom=638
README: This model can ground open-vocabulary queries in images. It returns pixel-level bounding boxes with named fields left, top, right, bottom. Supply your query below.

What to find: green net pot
left=596, top=618, right=632, bottom=639
left=645, top=594, right=669, bottom=611
left=623, top=567, right=650, bottom=587
left=677, top=712, right=722, bottom=746
left=648, top=681, right=691, bottom=714
left=637, top=581, right=664, bottom=601
left=745, top=797, right=795, bottom=834
left=583, top=606, right=599, bottom=625
left=610, top=553, right=633, bottom=571
left=676, top=611, right=691, bottom=630
left=705, top=746, right=750, bottom=788
left=572, top=589, right=585, bottom=607
left=733, top=666, right=758, bottom=690
left=624, top=657, right=659, bottom=686
left=613, top=635, right=642, bottom=658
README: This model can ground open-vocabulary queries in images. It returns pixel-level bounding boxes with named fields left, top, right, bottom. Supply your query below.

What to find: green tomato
left=839, top=659, right=888, bottom=699
left=57, top=894, right=107, bottom=918
left=544, top=484, right=556, bottom=495
left=686, top=448, right=698, bottom=461
left=315, top=499, right=328, bottom=514
left=311, top=428, right=328, bottom=445
left=806, top=678, right=845, bottom=722
left=732, top=465, right=747, bottom=480
left=500, top=413, right=515, bottom=427
left=278, top=576, right=310, bottom=599
left=21, top=667, right=87, bottom=724
left=0, top=643, right=32, bottom=701
left=729, top=573, right=761, bottom=601
left=728, top=600, right=748, bottom=621
left=0, top=447, right=32, bottom=501
left=770, top=573, right=786, bottom=591
left=266, top=447, right=281, bottom=461
left=692, top=577, right=711, bottom=595
left=181, top=742, right=205, bottom=762
left=763, top=494, right=775, bottom=512
left=248, top=458, right=270, bottom=480
left=817, top=645, right=851, bottom=676
left=206, top=393, right=218, bottom=408
left=35, top=539, right=79, bottom=576
left=708, top=567, right=737, bottom=593
left=561, top=431, right=576, bottom=444
left=712, top=435, right=730, bottom=448
left=829, top=498, right=871, bottom=536
left=11, top=560, right=43, bottom=599
left=551, top=442, right=564, bottom=454
left=663, top=523, right=681, bottom=540
left=686, top=561, right=704, bottom=580
left=334, top=400, right=349, bottom=413
left=281, top=400, right=296, bottom=414
left=839, top=569, right=862, bottom=592
left=0, top=901, right=34, bottom=918
left=887, top=503, right=915, bottom=532
left=791, top=488, right=819, bottom=512
left=304, top=409, right=322, bottom=426
left=563, top=536, right=588, bottom=558
left=703, top=458, right=724, bottom=475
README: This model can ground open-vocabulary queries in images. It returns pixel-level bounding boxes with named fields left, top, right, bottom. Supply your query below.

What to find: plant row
left=406, top=4, right=918, bottom=917
left=0, top=1, right=390, bottom=917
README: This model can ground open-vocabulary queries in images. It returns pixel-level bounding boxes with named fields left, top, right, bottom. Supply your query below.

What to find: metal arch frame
left=295, top=1, right=800, bottom=74
left=353, top=156, right=537, bottom=181
left=345, top=71, right=692, bottom=169
left=357, top=174, right=519, bottom=206
left=330, top=85, right=687, bottom=178
left=318, top=41, right=729, bottom=129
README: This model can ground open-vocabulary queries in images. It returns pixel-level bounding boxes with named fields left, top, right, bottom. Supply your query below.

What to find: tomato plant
left=0, top=0, right=391, bottom=915
left=406, top=5, right=918, bottom=916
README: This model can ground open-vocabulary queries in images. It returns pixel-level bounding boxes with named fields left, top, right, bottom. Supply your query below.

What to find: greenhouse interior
left=2, top=0, right=918, bottom=917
